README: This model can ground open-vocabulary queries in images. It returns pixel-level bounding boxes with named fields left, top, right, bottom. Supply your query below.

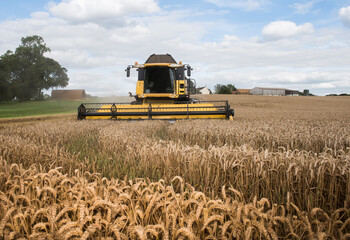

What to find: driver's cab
left=126, top=54, right=192, bottom=102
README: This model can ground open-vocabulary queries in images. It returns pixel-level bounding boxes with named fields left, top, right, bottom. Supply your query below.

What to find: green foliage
left=214, top=84, right=236, bottom=94
left=227, top=84, right=236, bottom=91
left=0, top=51, right=16, bottom=101
left=0, top=35, right=69, bottom=101
left=327, top=93, right=350, bottom=96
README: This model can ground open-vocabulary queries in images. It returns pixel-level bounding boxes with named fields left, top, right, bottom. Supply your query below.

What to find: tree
left=214, top=84, right=236, bottom=94
left=0, top=35, right=69, bottom=101
left=227, top=84, right=236, bottom=91
left=0, top=51, right=17, bottom=101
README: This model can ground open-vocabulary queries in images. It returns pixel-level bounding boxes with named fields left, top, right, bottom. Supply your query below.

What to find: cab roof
left=145, top=54, right=177, bottom=64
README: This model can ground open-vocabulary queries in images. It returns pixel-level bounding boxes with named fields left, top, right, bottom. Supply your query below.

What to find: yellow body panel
left=138, top=93, right=179, bottom=98
left=136, top=81, right=144, bottom=95
left=85, top=103, right=227, bottom=120
left=86, top=115, right=226, bottom=120
left=176, top=80, right=186, bottom=95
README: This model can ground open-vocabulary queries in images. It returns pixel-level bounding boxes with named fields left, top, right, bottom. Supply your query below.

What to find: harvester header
left=78, top=54, right=234, bottom=120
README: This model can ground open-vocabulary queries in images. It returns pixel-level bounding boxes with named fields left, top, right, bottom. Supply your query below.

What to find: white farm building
left=196, top=86, right=212, bottom=94
left=250, top=87, right=299, bottom=96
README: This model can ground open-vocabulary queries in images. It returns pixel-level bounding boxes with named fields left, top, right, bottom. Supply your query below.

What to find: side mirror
left=187, top=65, right=192, bottom=77
left=125, top=66, right=131, bottom=77
left=188, top=78, right=196, bottom=94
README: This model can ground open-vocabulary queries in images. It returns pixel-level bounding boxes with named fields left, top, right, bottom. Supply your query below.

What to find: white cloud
left=312, top=83, right=336, bottom=89
left=339, top=6, right=350, bottom=27
left=30, top=11, right=50, bottom=19
left=221, top=34, right=240, bottom=46
left=48, top=0, right=159, bottom=25
left=291, top=1, right=315, bottom=15
left=206, top=0, right=269, bottom=11
left=223, top=34, right=239, bottom=41
left=262, top=21, right=314, bottom=40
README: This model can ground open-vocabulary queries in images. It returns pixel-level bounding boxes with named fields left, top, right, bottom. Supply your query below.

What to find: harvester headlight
left=169, top=64, right=182, bottom=67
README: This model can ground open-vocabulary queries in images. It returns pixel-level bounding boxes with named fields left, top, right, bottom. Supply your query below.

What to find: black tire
left=229, top=109, right=234, bottom=117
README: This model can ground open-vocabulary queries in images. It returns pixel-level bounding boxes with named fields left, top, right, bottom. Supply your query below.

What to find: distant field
left=197, top=94, right=350, bottom=119
left=0, top=96, right=132, bottom=119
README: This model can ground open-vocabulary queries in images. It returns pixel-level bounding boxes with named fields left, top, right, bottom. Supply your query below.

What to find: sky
left=1, top=0, right=350, bottom=96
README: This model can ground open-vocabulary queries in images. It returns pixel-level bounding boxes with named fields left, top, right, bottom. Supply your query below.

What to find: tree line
left=0, top=35, right=69, bottom=101
left=214, top=84, right=236, bottom=94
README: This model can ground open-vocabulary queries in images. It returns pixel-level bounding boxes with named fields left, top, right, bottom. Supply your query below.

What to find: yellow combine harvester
left=77, top=54, right=234, bottom=120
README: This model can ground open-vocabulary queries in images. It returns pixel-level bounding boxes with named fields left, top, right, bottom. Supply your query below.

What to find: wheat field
left=0, top=95, right=349, bottom=239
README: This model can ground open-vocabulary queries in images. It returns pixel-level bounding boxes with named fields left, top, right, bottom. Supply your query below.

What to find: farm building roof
left=51, top=89, right=86, bottom=100
left=254, top=87, right=297, bottom=91
left=237, top=89, right=251, bottom=94
left=232, top=89, right=251, bottom=94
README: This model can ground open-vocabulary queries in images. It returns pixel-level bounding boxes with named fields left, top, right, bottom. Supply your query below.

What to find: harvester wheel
left=229, top=109, right=234, bottom=117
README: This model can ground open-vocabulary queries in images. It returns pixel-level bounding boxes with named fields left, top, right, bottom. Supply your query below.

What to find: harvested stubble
left=0, top=161, right=349, bottom=239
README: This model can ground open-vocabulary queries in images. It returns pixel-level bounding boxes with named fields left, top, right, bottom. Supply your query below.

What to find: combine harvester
left=77, top=54, right=234, bottom=120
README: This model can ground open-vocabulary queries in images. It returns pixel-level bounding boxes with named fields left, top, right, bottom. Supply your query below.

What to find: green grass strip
left=0, top=100, right=81, bottom=118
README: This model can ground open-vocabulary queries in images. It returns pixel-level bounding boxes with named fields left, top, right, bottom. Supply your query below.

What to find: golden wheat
left=0, top=163, right=348, bottom=239
left=0, top=95, right=349, bottom=239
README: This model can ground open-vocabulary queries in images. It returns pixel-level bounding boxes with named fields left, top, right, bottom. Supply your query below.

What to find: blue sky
left=1, top=0, right=350, bottom=95
left=0, top=0, right=54, bottom=20
left=1, top=1, right=346, bottom=28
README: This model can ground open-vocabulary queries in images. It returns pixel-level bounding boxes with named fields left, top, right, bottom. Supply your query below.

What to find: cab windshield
left=144, top=67, right=175, bottom=93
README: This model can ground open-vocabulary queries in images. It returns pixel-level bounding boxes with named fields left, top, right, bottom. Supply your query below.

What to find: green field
left=0, top=100, right=81, bottom=118
left=0, top=96, right=133, bottom=118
